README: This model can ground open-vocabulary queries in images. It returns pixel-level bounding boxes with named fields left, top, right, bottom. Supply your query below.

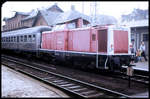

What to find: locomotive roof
left=2, top=26, right=51, bottom=36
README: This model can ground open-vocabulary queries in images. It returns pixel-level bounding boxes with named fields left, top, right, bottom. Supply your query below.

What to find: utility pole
left=90, top=2, right=97, bottom=25
left=82, top=2, right=84, bottom=14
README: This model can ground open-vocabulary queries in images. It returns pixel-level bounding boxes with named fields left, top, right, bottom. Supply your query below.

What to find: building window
left=142, top=33, right=148, bottom=41
left=92, top=34, right=96, bottom=41
left=40, top=22, right=43, bottom=25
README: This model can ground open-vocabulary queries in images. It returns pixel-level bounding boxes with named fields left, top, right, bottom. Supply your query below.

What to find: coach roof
left=2, top=26, right=51, bottom=36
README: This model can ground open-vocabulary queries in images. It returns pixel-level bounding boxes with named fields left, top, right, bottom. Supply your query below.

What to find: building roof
left=39, top=9, right=62, bottom=26
left=3, top=11, right=30, bottom=21
left=21, top=10, right=38, bottom=21
left=47, top=3, right=63, bottom=12
left=53, top=9, right=91, bottom=25
left=91, top=14, right=118, bottom=26
left=121, top=19, right=148, bottom=27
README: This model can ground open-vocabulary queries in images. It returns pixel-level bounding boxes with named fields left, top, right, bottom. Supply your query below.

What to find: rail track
left=108, top=70, right=149, bottom=85
left=2, top=55, right=132, bottom=98
left=2, top=54, right=149, bottom=85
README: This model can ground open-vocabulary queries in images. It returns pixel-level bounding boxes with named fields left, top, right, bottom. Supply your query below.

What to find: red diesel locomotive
left=39, top=24, right=133, bottom=70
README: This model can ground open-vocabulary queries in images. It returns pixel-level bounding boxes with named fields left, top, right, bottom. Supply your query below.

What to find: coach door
left=98, top=29, right=107, bottom=52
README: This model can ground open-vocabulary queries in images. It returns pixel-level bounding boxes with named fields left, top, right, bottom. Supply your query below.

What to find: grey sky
left=1, top=1, right=148, bottom=25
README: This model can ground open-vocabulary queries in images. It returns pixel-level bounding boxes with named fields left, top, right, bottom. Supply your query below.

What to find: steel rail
left=2, top=56, right=131, bottom=98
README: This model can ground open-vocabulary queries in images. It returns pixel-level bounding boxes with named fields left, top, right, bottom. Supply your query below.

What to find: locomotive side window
left=92, top=34, right=96, bottom=41
left=32, top=34, right=36, bottom=42
left=24, top=35, right=27, bottom=42
left=28, top=35, right=32, bottom=42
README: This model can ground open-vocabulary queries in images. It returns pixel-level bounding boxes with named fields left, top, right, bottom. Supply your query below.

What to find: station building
left=122, top=19, right=149, bottom=56
left=2, top=4, right=91, bottom=32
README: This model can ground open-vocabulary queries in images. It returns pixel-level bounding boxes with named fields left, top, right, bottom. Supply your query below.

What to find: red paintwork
left=42, top=30, right=68, bottom=50
left=41, top=26, right=129, bottom=54
left=114, top=30, right=128, bottom=53
left=68, top=28, right=91, bottom=52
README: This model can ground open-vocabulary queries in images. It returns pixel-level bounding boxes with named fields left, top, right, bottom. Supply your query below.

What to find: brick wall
left=3, top=14, right=27, bottom=31
left=34, top=15, right=48, bottom=26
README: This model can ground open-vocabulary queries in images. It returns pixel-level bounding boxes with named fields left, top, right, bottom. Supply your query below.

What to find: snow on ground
left=2, top=65, right=69, bottom=98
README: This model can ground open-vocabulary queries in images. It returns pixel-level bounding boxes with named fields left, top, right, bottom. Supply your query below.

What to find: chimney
left=71, top=5, right=75, bottom=11
left=54, top=3, right=57, bottom=5
left=77, top=18, right=83, bottom=28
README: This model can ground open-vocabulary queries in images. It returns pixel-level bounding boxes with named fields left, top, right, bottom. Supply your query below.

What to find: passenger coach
left=2, top=26, right=51, bottom=55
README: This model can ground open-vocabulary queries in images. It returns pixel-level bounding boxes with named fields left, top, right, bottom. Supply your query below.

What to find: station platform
left=123, top=58, right=149, bottom=72
left=2, top=65, right=69, bottom=98
left=132, top=61, right=149, bottom=71
left=130, top=92, right=149, bottom=98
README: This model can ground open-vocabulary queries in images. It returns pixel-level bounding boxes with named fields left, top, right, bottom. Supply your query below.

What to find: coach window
left=3, top=37, right=4, bottom=42
left=3, top=37, right=5, bottom=42
left=28, top=35, right=32, bottom=42
left=11, top=37, right=13, bottom=42
left=32, top=34, right=36, bottom=42
left=8, top=37, right=10, bottom=42
left=21, top=36, right=23, bottom=42
left=17, top=36, right=19, bottom=42
left=6, top=37, right=8, bottom=42
left=14, top=37, right=16, bottom=42
left=24, top=35, right=27, bottom=42
left=1, top=37, right=3, bottom=42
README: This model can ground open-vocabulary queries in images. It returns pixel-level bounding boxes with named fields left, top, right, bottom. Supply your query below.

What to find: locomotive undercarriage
left=2, top=48, right=132, bottom=72
left=39, top=50, right=132, bottom=71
